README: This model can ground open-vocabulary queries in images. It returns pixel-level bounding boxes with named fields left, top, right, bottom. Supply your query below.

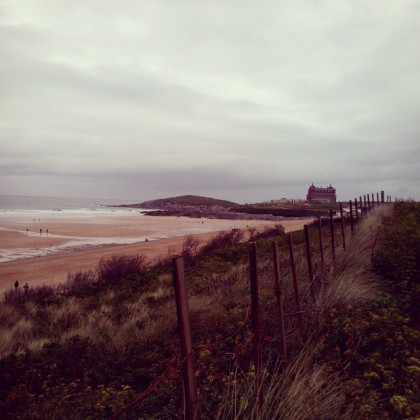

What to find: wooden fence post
left=318, top=217, right=324, bottom=271
left=287, top=234, right=303, bottom=335
left=249, top=242, right=262, bottom=375
left=173, top=257, right=198, bottom=420
left=367, top=194, right=371, bottom=212
left=304, top=225, right=316, bottom=300
left=376, top=192, right=380, bottom=206
left=349, top=200, right=354, bottom=234
left=340, top=203, right=346, bottom=250
left=363, top=195, right=367, bottom=213
left=381, top=191, right=385, bottom=204
left=329, top=209, right=335, bottom=260
left=371, top=193, right=375, bottom=208
left=272, top=242, right=287, bottom=361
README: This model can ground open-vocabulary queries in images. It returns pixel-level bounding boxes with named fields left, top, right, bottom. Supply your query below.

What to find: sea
left=0, top=194, right=135, bottom=212
left=0, top=195, right=251, bottom=263
left=0, top=195, right=147, bottom=262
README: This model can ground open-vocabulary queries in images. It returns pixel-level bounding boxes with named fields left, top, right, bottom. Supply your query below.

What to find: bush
left=182, top=235, right=200, bottom=263
left=3, top=285, right=57, bottom=307
left=96, top=255, right=147, bottom=284
left=249, top=224, right=285, bottom=241
left=199, top=230, right=245, bottom=255
left=63, top=270, right=97, bottom=296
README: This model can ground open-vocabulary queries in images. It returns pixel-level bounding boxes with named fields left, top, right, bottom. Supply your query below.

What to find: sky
left=0, top=1, right=419, bottom=204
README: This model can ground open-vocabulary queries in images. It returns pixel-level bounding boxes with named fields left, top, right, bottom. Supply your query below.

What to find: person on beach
left=40, top=228, right=42, bottom=235
left=14, top=280, right=19, bottom=291
left=23, top=283, right=29, bottom=294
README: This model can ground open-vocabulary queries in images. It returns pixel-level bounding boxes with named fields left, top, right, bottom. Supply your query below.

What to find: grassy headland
left=119, top=194, right=331, bottom=219
left=0, top=203, right=419, bottom=418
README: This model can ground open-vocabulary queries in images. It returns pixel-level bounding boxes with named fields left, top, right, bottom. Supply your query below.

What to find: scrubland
left=0, top=204, right=419, bottom=419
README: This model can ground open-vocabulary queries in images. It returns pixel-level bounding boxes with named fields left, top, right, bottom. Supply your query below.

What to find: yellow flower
left=390, top=396, right=408, bottom=412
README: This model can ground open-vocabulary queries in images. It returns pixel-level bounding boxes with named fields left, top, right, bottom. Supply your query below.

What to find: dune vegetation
left=0, top=202, right=419, bottom=419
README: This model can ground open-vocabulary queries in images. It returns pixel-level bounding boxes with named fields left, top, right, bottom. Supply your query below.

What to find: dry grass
left=219, top=348, right=347, bottom=420
left=316, top=205, right=393, bottom=310
left=0, top=318, right=34, bottom=356
left=217, top=205, right=394, bottom=419
left=0, top=205, right=395, bottom=418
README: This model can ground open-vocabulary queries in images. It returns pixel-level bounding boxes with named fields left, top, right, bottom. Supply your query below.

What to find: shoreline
left=0, top=215, right=312, bottom=294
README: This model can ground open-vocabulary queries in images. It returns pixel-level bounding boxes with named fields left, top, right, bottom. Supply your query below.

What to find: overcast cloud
left=0, top=0, right=419, bottom=203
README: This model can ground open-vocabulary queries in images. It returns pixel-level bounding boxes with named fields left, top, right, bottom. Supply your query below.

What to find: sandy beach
left=0, top=212, right=312, bottom=293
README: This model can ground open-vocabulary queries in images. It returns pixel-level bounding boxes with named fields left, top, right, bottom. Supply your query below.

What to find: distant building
left=306, top=183, right=336, bottom=203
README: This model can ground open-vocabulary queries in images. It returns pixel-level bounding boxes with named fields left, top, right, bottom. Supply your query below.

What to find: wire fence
left=114, top=190, right=391, bottom=419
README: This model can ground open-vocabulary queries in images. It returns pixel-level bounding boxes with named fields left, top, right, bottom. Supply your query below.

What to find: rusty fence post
left=349, top=200, right=354, bottom=234
left=249, top=242, right=262, bottom=376
left=303, top=225, right=316, bottom=300
left=329, top=209, right=335, bottom=261
left=272, top=242, right=287, bottom=361
left=173, top=257, right=198, bottom=420
left=287, top=234, right=303, bottom=335
left=354, top=198, right=359, bottom=223
left=318, top=217, right=324, bottom=271
left=340, top=203, right=346, bottom=250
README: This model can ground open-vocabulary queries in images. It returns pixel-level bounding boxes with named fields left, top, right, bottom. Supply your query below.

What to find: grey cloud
left=0, top=0, right=419, bottom=202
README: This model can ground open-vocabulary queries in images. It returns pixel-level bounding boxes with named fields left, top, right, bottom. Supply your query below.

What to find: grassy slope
left=314, top=202, right=420, bottom=418
left=0, top=204, right=419, bottom=418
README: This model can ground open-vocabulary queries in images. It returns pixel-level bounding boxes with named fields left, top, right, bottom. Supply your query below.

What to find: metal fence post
left=249, top=242, right=262, bottom=375
left=349, top=200, right=354, bottom=234
left=272, top=242, right=287, bottom=361
left=354, top=198, right=359, bottom=223
left=329, top=209, right=335, bottom=260
left=173, top=257, right=198, bottom=420
left=304, top=225, right=316, bottom=300
left=318, top=217, right=324, bottom=271
left=340, top=203, right=346, bottom=250
left=287, top=234, right=303, bottom=335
